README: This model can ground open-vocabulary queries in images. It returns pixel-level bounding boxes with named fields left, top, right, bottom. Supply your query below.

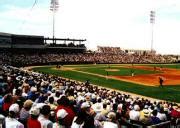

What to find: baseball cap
left=144, top=105, right=149, bottom=109
left=92, top=103, right=103, bottom=113
left=57, top=109, right=68, bottom=119
left=81, top=102, right=90, bottom=109
left=30, top=107, right=40, bottom=116
left=134, top=105, right=140, bottom=111
left=30, top=86, right=37, bottom=92
left=143, top=109, right=150, bottom=117
left=9, top=104, right=19, bottom=113
left=107, top=112, right=116, bottom=120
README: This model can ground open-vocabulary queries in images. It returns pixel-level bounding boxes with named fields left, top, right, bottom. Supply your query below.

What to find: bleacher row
left=0, top=50, right=177, bottom=67
left=0, top=65, right=179, bottom=128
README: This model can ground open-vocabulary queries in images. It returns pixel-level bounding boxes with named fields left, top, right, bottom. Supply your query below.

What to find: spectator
left=129, top=104, right=140, bottom=121
left=151, top=110, right=161, bottom=124
left=56, top=96, right=75, bottom=127
left=171, top=104, right=180, bottom=119
left=91, top=98, right=103, bottom=114
left=100, top=103, right=109, bottom=117
left=139, top=109, right=152, bottom=125
left=103, top=112, right=119, bottom=128
left=2, top=94, right=13, bottom=116
left=5, top=103, right=24, bottom=128
left=27, top=107, right=41, bottom=128
left=71, top=102, right=96, bottom=128
left=47, top=96, right=57, bottom=110
left=53, top=109, right=68, bottom=128
left=38, top=105, right=53, bottom=128
left=157, top=107, right=167, bottom=122
left=19, top=100, right=33, bottom=127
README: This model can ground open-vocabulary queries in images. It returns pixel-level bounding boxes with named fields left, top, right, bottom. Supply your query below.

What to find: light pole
left=50, top=0, right=59, bottom=44
left=150, top=11, right=155, bottom=52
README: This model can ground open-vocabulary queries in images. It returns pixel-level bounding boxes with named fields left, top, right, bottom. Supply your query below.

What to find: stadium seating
left=0, top=65, right=179, bottom=128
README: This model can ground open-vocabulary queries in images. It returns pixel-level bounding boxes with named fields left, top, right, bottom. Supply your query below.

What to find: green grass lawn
left=76, top=66, right=159, bottom=76
left=32, top=64, right=180, bottom=103
left=147, top=64, right=180, bottom=69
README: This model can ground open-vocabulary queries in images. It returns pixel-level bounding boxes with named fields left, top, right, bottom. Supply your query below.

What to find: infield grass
left=76, top=66, right=160, bottom=76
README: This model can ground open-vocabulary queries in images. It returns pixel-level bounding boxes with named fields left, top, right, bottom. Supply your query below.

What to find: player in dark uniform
left=159, top=76, right=164, bottom=87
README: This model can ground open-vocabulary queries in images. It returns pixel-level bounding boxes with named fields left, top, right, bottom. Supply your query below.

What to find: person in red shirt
left=55, top=96, right=75, bottom=127
left=2, top=94, right=13, bottom=116
left=27, top=107, right=41, bottom=128
left=171, top=105, right=180, bottom=118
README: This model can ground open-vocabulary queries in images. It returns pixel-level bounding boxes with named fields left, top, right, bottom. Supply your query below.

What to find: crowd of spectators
left=97, top=46, right=123, bottom=55
left=0, top=48, right=177, bottom=67
left=0, top=65, right=179, bottom=128
left=48, top=43, right=86, bottom=48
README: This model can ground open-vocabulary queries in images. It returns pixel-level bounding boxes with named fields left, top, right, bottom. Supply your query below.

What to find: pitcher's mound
left=105, top=69, right=119, bottom=72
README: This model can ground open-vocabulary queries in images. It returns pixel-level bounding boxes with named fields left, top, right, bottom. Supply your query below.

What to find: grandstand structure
left=0, top=32, right=179, bottom=67
left=123, top=49, right=156, bottom=55
left=97, top=46, right=156, bottom=56
left=0, top=32, right=86, bottom=50
left=0, top=32, right=87, bottom=66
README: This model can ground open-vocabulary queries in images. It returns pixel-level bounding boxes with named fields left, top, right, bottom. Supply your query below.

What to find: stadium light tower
left=150, top=11, right=155, bottom=52
left=50, top=0, right=59, bottom=44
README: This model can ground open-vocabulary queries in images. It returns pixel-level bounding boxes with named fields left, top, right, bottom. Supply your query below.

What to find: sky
left=0, top=0, right=180, bottom=55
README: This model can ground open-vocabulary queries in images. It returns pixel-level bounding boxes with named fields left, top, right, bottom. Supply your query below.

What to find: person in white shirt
left=5, top=103, right=24, bottom=128
left=157, top=107, right=167, bottom=121
left=129, top=104, right=140, bottom=121
left=38, top=105, right=53, bottom=128
left=103, top=112, right=119, bottom=128
left=91, top=98, right=103, bottom=114
left=71, top=102, right=96, bottom=128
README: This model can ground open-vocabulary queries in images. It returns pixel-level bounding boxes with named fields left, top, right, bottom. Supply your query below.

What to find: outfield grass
left=147, top=64, right=180, bottom=69
left=32, top=64, right=180, bottom=103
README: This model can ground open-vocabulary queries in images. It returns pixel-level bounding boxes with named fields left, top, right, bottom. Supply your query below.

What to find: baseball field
left=32, top=64, right=180, bottom=103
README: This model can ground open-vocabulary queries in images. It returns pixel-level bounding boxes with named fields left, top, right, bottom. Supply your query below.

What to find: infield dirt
left=112, top=66, right=180, bottom=86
